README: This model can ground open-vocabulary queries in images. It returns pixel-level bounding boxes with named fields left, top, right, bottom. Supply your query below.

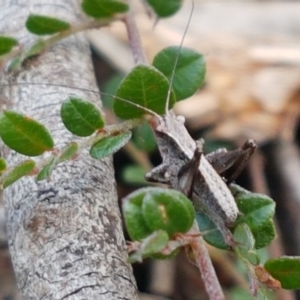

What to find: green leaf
left=234, top=223, right=259, bottom=265
left=196, top=212, right=229, bottom=250
left=0, top=111, right=54, bottom=156
left=90, top=131, right=131, bottom=160
left=128, top=230, right=169, bottom=263
left=0, top=158, right=7, bottom=172
left=122, top=188, right=154, bottom=241
left=102, top=74, right=124, bottom=109
left=146, top=0, right=182, bottom=17
left=236, top=191, right=276, bottom=249
left=36, top=157, right=57, bottom=181
left=0, top=36, right=18, bottom=56
left=114, top=64, right=176, bottom=119
left=142, top=188, right=195, bottom=237
left=264, top=256, right=300, bottom=290
left=122, top=165, right=148, bottom=186
left=230, top=183, right=252, bottom=196
left=81, top=0, right=129, bottom=18
left=25, top=14, right=70, bottom=35
left=59, top=142, right=79, bottom=163
left=252, top=219, right=276, bottom=249
left=141, top=230, right=169, bottom=257
left=153, top=47, right=206, bottom=100
left=2, top=160, right=35, bottom=188
left=61, top=97, right=105, bottom=137
left=236, top=190, right=275, bottom=229
left=234, top=223, right=255, bottom=251
left=132, top=123, right=156, bottom=152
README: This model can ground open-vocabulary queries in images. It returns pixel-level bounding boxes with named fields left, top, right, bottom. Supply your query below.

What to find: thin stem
left=0, top=17, right=120, bottom=67
left=0, top=118, right=144, bottom=187
left=46, top=19, right=112, bottom=47
left=123, top=3, right=147, bottom=64
left=189, top=222, right=225, bottom=300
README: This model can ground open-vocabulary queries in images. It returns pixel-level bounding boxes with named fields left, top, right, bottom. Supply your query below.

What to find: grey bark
left=0, top=1, right=138, bottom=299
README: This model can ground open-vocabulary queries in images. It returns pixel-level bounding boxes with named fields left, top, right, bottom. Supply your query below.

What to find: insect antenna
left=0, top=82, right=161, bottom=118
left=165, top=0, right=194, bottom=116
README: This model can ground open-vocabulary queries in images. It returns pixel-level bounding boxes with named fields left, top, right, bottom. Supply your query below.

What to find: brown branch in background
left=190, top=222, right=225, bottom=300
left=248, top=149, right=296, bottom=300
left=123, top=3, right=147, bottom=65
left=208, top=246, right=249, bottom=290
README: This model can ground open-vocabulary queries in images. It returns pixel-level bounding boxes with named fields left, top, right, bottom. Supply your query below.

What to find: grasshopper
left=145, top=110, right=256, bottom=245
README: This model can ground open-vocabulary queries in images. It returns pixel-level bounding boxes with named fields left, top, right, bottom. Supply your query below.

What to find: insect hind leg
left=207, top=139, right=257, bottom=184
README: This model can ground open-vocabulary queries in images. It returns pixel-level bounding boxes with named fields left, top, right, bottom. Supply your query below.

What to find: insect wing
left=199, top=156, right=239, bottom=223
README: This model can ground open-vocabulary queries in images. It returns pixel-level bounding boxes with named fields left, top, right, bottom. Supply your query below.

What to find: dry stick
left=122, top=3, right=225, bottom=299
left=190, top=223, right=225, bottom=300
left=123, top=4, right=147, bottom=65
left=0, top=18, right=110, bottom=67
left=248, top=150, right=296, bottom=300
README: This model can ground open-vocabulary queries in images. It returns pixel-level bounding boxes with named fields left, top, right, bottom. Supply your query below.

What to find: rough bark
left=0, top=1, right=138, bottom=299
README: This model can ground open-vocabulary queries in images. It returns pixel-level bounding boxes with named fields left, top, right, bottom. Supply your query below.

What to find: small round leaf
left=0, top=36, right=18, bottom=56
left=122, top=165, right=148, bottom=186
left=234, top=223, right=255, bottom=251
left=146, top=0, right=182, bottom=17
left=36, top=157, right=57, bottom=181
left=236, top=192, right=276, bottom=229
left=196, top=212, right=228, bottom=250
left=3, top=160, right=35, bottom=188
left=81, top=0, right=129, bottom=18
left=264, top=256, right=300, bottom=290
left=61, top=97, right=105, bottom=137
left=236, top=190, right=276, bottom=248
left=252, top=219, right=276, bottom=249
left=122, top=188, right=154, bottom=241
left=153, top=46, right=206, bottom=100
left=26, top=14, right=70, bottom=35
left=234, top=223, right=260, bottom=265
left=114, top=64, right=176, bottom=119
left=142, top=188, right=195, bottom=237
left=132, top=123, right=156, bottom=152
left=141, top=230, right=169, bottom=258
left=90, top=131, right=131, bottom=160
left=59, top=142, right=79, bottom=163
left=128, top=230, right=169, bottom=263
left=0, top=111, right=54, bottom=156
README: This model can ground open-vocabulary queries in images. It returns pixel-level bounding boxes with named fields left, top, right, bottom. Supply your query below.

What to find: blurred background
left=1, top=0, right=300, bottom=299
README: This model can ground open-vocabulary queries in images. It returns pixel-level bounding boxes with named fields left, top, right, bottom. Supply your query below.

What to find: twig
left=123, top=2, right=147, bottom=64
left=189, top=222, right=225, bottom=300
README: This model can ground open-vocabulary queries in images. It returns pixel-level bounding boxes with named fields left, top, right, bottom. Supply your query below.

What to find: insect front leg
left=177, top=140, right=203, bottom=197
